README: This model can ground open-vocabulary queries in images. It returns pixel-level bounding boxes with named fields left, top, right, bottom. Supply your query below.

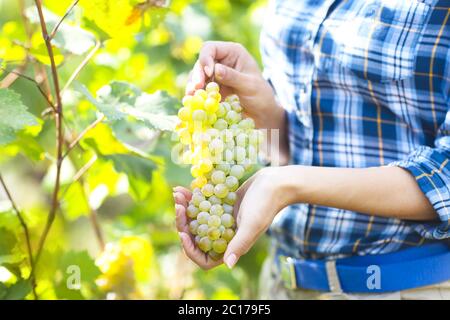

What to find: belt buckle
left=279, top=255, right=297, bottom=290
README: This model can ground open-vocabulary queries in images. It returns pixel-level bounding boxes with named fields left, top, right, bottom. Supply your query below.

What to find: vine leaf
left=104, top=154, right=156, bottom=200
left=76, top=81, right=179, bottom=131
left=26, top=6, right=96, bottom=55
left=0, top=89, right=38, bottom=145
left=0, top=279, right=32, bottom=300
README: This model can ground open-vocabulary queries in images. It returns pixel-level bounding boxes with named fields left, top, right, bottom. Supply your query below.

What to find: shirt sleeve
left=389, top=53, right=450, bottom=240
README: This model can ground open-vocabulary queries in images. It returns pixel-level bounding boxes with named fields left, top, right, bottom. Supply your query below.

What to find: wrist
left=275, top=165, right=308, bottom=207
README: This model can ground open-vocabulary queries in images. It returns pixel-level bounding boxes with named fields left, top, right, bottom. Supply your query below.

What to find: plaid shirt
left=261, top=0, right=450, bottom=259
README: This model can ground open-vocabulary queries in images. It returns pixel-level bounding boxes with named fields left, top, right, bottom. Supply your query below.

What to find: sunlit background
left=0, top=0, right=268, bottom=299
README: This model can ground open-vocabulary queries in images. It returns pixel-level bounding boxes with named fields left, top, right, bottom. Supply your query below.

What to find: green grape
left=222, top=228, right=235, bottom=242
left=209, top=195, right=222, bottom=205
left=201, top=184, right=214, bottom=197
left=195, top=89, right=208, bottom=99
left=223, top=204, right=234, bottom=215
left=210, top=204, right=224, bottom=216
left=207, top=227, right=221, bottom=240
left=198, top=237, right=212, bottom=252
left=186, top=204, right=199, bottom=219
left=219, top=225, right=226, bottom=234
left=211, top=170, right=226, bottom=184
left=206, top=128, right=220, bottom=139
left=225, top=94, right=239, bottom=103
left=231, top=101, right=242, bottom=112
left=226, top=110, right=241, bottom=124
left=221, top=102, right=232, bottom=113
left=236, top=132, right=248, bottom=147
left=206, top=82, right=220, bottom=93
left=199, top=200, right=212, bottom=212
left=221, top=214, right=235, bottom=228
left=235, top=146, right=246, bottom=163
left=225, top=176, right=239, bottom=191
left=214, top=119, right=228, bottom=130
left=212, top=238, right=227, bottom=254
left=224, top=149, right=234, bottom=164
left=208, top=215, right=221, bottom=228
left=222, top=129, right=234, bottom=142
left=197, top=224, right=209, bottom=237
left=223, top=192, right=237, bottom=205
left=214, top=183, right=229, bottom=198
left=248, top=145, right=258, bottom=163
left=182, top=95, right=193, bottom=107
left=178, top=107, right=192, bottom=122
left=230, top=164, right=245, bottom=179
left=208, top=250, right=223, bottom=261
left=192, top=109, right=207, bottom=122
left=192, top=193, right=205, bottom=206
left=189, top=220, right=199, bottom=235
left=216, top=163, right=231, bottom=174
left=216, top=103, right=226, bottom=118
left=197, top=211, right=210, bottom=225
left=209, top=138, right=224, bottom=154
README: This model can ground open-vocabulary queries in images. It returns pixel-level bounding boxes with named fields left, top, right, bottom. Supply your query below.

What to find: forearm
left=279, top=165, right=437, bottom=221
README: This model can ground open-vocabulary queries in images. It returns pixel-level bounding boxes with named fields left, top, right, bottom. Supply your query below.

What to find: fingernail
left=224, top=254, right=237, bottom=269
left=215, top=65, right=224, bottom=80
left=204, top=65, right=211, bottom=77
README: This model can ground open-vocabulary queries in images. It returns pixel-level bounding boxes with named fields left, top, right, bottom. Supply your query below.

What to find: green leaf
left=104, top=154, right=155, bottom=181
left=26, top=7, right=96, bottom=55
left=0, top=89, right=38, bottom=145
left=104, top=154, right=155, bottom=200
left=61, top=183, right=90, bottom=221
left=76, top=81, right=179, bottom=131
left=58, top=250, right=101, bottom=283
left=0, top=228, right=17, bottom=256
left=1, top=279, right=32, bottom=300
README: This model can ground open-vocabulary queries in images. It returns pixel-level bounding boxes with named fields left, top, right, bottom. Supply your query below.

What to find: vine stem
left=31, top=0, right=65, bottom=281
left=0, top=174, right=37, bottom=299
left=63, top=115, right=105, bottom=159
left=49, top=0, right=80, bottom=40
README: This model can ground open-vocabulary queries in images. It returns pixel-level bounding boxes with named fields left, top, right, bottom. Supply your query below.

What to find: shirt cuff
left=389, top=146, right=450, bottom=240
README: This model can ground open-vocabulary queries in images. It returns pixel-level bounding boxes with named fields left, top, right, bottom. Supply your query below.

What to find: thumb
left=214, top=63, right=252, bottom=90
left=223, top=220, right=257, bottom=269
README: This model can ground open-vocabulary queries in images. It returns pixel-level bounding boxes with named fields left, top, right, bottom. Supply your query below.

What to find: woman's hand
left=173, top=167, right=293, bottom=269
left=173, top=186, right=223, bottom=270
left=223, top=167, right=293, bottom=268
left=186, top=41, right=281, bottom=129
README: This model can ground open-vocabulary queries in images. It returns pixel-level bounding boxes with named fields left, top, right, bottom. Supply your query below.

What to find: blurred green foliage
left=0, top=0, right=268, bottom=299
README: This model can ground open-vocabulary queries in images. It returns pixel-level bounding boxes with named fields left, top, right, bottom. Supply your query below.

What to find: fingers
left=223, top=219, right=258, bottom=269
left=214, top=63, right=252, bottom=91
left=175, top=204, right=189, bottom=233
left=179, top=232, right=222, bottom=270
left=186, top=60, right=206, bottom=95
left=173, top=186, right=192, bottom=201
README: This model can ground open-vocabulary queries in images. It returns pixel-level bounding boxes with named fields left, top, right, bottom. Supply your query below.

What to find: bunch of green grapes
left=176, top=81, right=261, bottom=260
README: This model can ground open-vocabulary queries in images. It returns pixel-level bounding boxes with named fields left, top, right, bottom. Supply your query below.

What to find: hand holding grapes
left=174, top=167, right=292, bottom=269
left=186, top=41, right=281, bottom=129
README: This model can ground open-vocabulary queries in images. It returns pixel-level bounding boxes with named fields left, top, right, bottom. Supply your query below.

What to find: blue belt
left=276, top=242, right=450, bottom=293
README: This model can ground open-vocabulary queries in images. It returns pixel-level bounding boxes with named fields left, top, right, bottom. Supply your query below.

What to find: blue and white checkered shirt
left=261, top=0, right=450, bottom=259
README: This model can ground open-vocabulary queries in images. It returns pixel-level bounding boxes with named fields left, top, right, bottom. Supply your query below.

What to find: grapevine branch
left=63, top=115, right=105, bottom=158
left=31, top=0, right=65, bottom=275
left=61, top=41, right=101, bottom=94
left=49, top=0, right=80, bottom=41
left=0, top=174, right=37, bottom=299
left=0, top=66, right=56, bottom=112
